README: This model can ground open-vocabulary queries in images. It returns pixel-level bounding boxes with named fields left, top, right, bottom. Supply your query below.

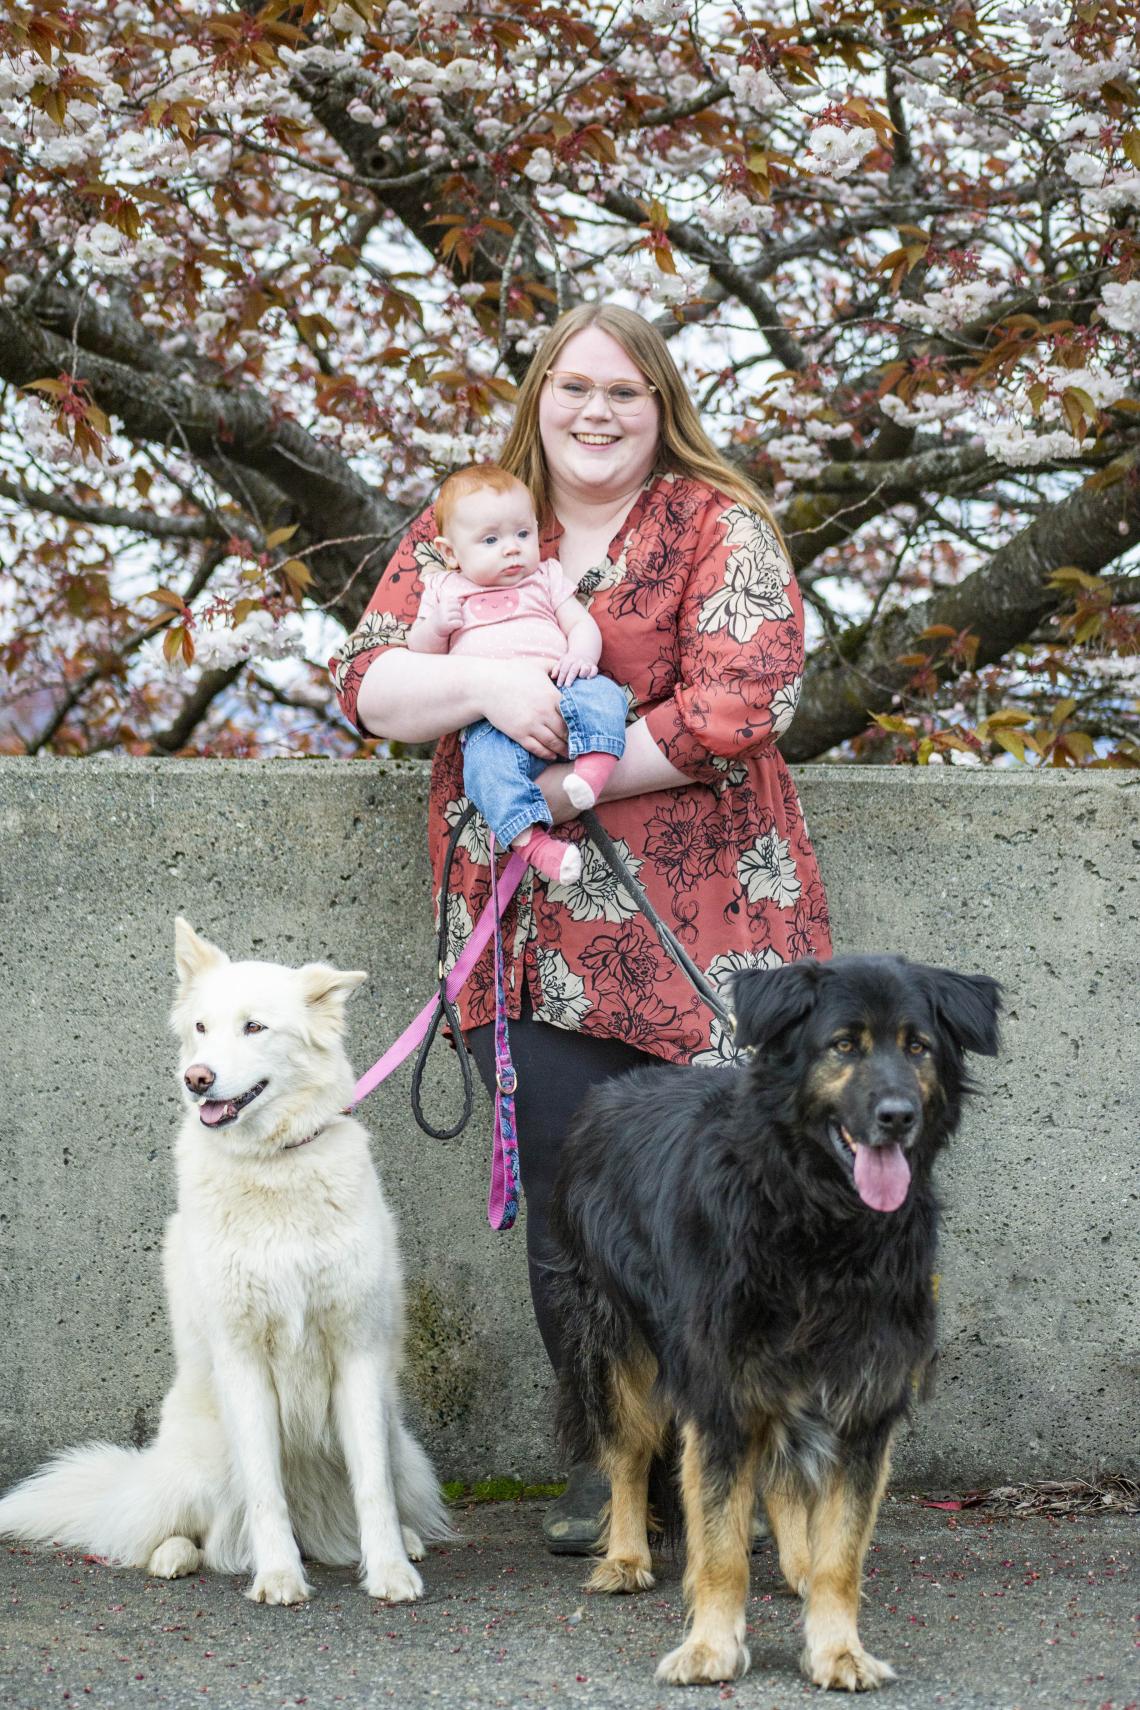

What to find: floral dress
left=329, top=474, right=831, bottom=1065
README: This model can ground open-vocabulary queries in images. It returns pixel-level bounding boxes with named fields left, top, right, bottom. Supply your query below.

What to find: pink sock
left=564, top=751, right=618, bottom=811
left=515, top=826, right=582, bottom=886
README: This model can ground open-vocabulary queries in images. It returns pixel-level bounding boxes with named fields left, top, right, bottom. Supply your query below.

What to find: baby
left=407, top=464, right=626, bottom=886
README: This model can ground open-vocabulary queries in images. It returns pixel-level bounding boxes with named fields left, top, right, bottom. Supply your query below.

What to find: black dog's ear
left=732, top=961, right=823, bottom=1052
left=918, top=967, right=1002, bottom=1057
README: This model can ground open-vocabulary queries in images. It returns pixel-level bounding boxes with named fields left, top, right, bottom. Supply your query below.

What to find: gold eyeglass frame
left=544, top=371, right=658, bottom=414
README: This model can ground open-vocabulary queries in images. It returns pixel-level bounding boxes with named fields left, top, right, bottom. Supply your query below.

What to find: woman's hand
left=481, top=662, right=569, bottom=761
left=357, top=652, right=568, bottom=749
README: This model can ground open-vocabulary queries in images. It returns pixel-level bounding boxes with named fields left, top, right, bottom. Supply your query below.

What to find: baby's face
left=440, top=484, right=541, bottom=587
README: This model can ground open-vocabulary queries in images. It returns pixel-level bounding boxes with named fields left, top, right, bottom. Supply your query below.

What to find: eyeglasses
left=545, top=371, right=658, bottom=416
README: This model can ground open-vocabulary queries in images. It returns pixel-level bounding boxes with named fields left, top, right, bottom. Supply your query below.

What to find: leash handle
left=409, top=989, right=473, bottom=1141
left=579, top=809, right=736, bottom=1033
left=486, top=838, right=520, bottom=1231
left=410, top=806, right=480, bottom=1140
left=349, top=804, right=527, bottom=1121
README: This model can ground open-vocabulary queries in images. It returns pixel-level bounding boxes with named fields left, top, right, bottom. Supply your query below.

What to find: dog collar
left=282, top=1125, right=325, bottom=1152
left=282, top=1107, right=355, bottom=1151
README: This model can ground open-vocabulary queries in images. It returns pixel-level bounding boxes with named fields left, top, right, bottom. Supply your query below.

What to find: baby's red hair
left=434, top=463, right=530, bottom=537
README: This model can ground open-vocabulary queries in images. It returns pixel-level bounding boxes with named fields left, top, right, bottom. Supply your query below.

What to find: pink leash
left=347, top=845, right=527, bottom=1230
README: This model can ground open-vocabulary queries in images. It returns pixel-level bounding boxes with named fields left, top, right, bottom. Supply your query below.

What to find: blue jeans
left=461, top=674, right=627, bottom=848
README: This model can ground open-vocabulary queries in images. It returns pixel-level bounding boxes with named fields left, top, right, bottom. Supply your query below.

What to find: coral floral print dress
left=330, top=474, right=831, bottom=1065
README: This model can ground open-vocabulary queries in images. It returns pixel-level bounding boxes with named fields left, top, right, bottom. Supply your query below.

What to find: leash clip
left=496, top=1064, right=518, bottom=1095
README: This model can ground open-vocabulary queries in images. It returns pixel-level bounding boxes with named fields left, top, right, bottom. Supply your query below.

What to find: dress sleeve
left=327, top=504, right=445, bottom=732
left=642, top=497, right=805, bottom=785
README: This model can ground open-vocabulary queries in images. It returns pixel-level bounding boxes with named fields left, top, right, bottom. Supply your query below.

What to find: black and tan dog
left=551, top=955, right=1000, bottom=1690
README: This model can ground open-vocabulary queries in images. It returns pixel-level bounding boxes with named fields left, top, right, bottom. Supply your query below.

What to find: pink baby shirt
left=417, top=558, right=580, bottom=662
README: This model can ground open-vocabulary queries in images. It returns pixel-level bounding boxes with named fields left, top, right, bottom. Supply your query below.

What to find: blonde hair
left=434, top=462, right=532, bottom=540
left=499, top=304, right=781, bottom=535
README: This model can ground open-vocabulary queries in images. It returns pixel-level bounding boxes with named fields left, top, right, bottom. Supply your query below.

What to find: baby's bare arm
left=552, top=602, right=602, bottom=686
left=407, top=580, right=463, bottom=653
left=406, top=616, right=450, bottom=654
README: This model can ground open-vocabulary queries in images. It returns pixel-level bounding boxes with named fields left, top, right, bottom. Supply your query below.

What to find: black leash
left=578, top=810, right=735, bottom=1031
left=409, top=804, right=736, bottom=1140
left=409, top=803, right=477, bottom=1139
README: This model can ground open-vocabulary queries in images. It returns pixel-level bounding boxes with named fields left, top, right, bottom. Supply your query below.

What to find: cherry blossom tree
left=1, top=0, right=1137, bottom=765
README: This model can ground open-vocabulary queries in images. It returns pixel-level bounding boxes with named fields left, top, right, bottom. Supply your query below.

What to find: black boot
left=542, top=1463, right=611, bottom=1555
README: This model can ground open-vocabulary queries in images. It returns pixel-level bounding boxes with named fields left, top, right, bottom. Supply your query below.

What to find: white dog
left=0, top=919, right=451, bottom=1604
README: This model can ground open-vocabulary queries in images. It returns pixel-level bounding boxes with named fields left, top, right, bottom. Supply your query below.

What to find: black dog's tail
left=557, top=1357, right=682, bottom=1555
left=553, top=1264, right=625, bottom=1469
left=647, top=1429, right=681, bottom=1554
left=553, top=1267, right=684, bottom=1556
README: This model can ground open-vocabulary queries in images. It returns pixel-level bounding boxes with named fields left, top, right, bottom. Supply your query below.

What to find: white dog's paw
left=365, top=1558, right=423, bottom=1603
left=655, top=1637, right=751, bottom=1686
left=401, top=1525, right=426, bottom=1561
left=247, top=1566, right=312, bottom=1605
left=147, top=1536, right=202, bottom=1579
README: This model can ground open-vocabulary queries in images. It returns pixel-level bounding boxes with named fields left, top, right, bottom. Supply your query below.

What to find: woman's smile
left=539, top=327, right=660, bottom=504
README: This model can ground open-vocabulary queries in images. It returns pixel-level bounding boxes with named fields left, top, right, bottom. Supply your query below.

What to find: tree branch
left=152, top=662, right=246, bottom=753
left=791, top=438, right=1135, bottom=499
left=599, top=188, right=808, bottom=371
left=626, top=81, right=731, bottom=128
left=25, top=546, right=228, bottom=754
left=0, top=295, right=406, bottom=626
left=0, top=476, right=218, bottom=540
left=249, top=666, right=350, bottom=729
left=195, top=125, right=449, bottom=194
left=780, top=453, right=1140, bottom=760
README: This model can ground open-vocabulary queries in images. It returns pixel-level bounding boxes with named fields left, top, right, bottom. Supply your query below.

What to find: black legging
left=466, top=989, right=677, bottom=1373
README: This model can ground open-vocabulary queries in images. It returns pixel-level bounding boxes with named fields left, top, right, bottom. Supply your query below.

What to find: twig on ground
left=914, top=1475, right=1139, bottom=1516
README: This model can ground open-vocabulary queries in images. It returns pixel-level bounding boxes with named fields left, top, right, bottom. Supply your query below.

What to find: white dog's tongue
left=199, top=1100, right=236, bottom=1128
left=852, top=1142, right=911, bottom=1212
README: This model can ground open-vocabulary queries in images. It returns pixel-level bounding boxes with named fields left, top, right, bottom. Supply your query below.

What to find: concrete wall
left=1, top=759, right=1136, bottom=1490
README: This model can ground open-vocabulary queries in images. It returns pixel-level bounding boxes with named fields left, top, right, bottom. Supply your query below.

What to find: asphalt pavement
left=1, top=1496, right=1135, bottom=1710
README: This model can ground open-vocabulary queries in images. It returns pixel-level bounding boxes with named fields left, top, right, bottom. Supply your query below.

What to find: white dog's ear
left=174, top=917, right=229, bottom=986
left=296, top=964, right=368, bottom=1049
left=298, top=964, right=369, bottom=1015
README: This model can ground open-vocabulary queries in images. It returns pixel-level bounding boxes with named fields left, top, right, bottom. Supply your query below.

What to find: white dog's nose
left=184, top=1063, right=216, bottom=1094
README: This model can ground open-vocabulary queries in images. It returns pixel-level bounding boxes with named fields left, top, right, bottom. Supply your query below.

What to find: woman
left=329, top=303, right=831, bottom=1549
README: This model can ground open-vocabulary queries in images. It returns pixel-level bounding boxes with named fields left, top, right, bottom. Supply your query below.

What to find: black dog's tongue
left=852, top=1142, right=911, bottom=1212
left=199, top=1099, right=236, bottom=1128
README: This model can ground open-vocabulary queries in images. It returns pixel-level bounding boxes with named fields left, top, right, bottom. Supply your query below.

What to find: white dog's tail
left=393, top=1419, right=454, bottom=1542
left=0, top=1441, right=206, bottom=1568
